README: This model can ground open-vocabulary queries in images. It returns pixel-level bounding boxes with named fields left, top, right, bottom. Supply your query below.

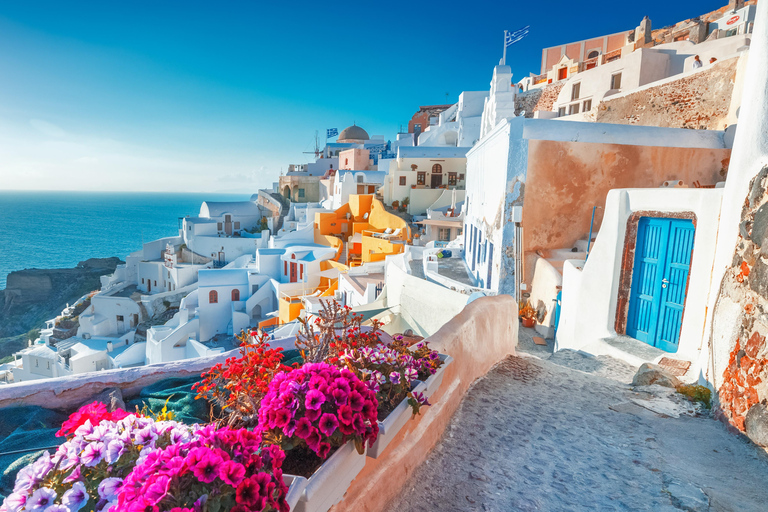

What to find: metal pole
left=502, top=31, right=507, bottom=65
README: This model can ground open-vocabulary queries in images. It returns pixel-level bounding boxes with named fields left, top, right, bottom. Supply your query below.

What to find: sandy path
left=385, top=331, right=768, bottom=512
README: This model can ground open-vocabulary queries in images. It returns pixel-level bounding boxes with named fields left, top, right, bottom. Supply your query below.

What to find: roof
left=338, top=170, right=387, bottom=183
left=200, top=201, right=261, bottom=218
left=198, top=268, right=250, bottom=286
left=397, top=146, right=470, bottom=159
left=338, top=125, right=370, bottom=141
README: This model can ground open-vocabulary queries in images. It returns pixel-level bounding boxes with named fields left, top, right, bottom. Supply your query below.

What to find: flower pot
left=521, top=317, right=535, bottom=328
left=421, top=354, right=454, bottom=400
left=283, top=474, right=309, bottom=510
left=293, top=441, right=366, bottom=512
left=367, top=380, right=427, bottom=459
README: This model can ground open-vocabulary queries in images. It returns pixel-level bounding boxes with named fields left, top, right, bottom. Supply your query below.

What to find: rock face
left=632, top=363, right=682, bottom=388
left=0, top=257, right=121, bottom=348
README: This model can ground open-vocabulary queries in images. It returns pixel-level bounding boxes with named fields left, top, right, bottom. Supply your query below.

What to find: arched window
left=231, top=289, right=240, bottom=301
left=357, top=174, right=364, bottom=183
left=345, top=158, right=349, bottom=166
left=432, top=164, right=442, bottom=174
left=209, top=290, right=218, bottom=304
left=587, top=50, right=599, bottom=59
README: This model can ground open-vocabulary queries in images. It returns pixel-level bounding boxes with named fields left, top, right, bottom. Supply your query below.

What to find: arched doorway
left=283, top=185, right=291, bottom=199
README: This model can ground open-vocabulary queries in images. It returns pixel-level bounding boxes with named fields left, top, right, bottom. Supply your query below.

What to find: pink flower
left=305, top=428, right=321, bottom=452
left=317, top=442, right=331, bottom=459
left=4, top=493, right=26, bottom=512
left=219, top=461, right=246, bottom=487
left=338, top=405, right=354, bottom=425
left=305, top=389, right=326, bottom=410
left=145, top=474, right=171, bottom=505
left=81, top=442, right=105, bottom=466
left=318, top=413, right=338, bottom=437
left=305, top=407, right=322, bottom=422
left=348, top=391, right=364, bottom=412
left=235, top=476, right=261, bottom=507
left=193, top=453, right=224, bottom=483
left=273, top=408, right=291, bottom=428
left=294, top=418, right=312, bottom=439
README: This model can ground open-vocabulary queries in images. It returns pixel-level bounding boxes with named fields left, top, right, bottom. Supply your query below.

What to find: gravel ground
left=385, top=327, right=768, bottom=512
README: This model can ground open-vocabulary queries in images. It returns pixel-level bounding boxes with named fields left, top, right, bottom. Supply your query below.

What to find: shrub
left=115, top=425, right=288, bottom=512
left=193, top=332, right=295, bottom=428
left=257, top=363, right=379, bottom=458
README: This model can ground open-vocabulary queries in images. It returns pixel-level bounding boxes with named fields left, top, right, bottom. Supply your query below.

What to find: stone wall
left=715, top=166, right=768, bottom=435
left=596, top=58, right=739, bottom=130
left=515, top=82, right=565, bottom=118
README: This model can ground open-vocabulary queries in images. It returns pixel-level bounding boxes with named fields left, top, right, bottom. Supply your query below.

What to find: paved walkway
left=385, top=327, right=768, bottom=512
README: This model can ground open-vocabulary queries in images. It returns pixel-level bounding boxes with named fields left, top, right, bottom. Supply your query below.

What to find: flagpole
left=502, top=30, right=507, bottom=65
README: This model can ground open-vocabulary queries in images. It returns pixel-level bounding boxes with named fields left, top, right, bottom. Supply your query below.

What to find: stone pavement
left=385, top=326, right=768, bottom=511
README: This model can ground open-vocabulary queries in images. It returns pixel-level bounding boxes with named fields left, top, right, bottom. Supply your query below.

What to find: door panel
left=627, top=217, right=694, bottom=352
left=290, top=263, right=297, bottom=283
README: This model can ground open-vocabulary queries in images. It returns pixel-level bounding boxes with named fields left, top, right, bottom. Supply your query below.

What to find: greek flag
left=327, top=128, right=338, bottom=138
left=505, top=26, right=529, bottom=47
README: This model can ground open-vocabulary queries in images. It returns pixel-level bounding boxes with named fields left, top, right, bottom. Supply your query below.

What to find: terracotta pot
left=521, top=317, right=535, bottom=328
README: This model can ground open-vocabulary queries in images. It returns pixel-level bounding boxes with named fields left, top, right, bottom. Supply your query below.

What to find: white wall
left=556, top=188, right=724, bottom=375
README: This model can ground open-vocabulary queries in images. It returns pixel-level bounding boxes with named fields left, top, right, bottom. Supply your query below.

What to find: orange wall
left=522, top=140, right=731, bottom=254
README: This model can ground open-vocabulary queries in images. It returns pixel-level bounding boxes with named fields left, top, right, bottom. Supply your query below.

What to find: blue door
left=627, top=218, right=695, bottom=352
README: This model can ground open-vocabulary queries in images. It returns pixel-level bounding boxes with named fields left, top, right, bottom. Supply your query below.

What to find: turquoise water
left=0, top=190, right=250, bottom=289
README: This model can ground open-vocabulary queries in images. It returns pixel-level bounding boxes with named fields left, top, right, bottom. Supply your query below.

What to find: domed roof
left=338, top=124, right=369, bottom=141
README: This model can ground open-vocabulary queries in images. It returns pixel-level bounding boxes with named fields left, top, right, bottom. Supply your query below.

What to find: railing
left=532, top=74, right=547, bottom=85
left=602, top=48, right=622, bottom=64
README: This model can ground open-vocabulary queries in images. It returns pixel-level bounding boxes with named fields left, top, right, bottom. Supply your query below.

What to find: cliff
left=0, top=257, right=122, bottom=358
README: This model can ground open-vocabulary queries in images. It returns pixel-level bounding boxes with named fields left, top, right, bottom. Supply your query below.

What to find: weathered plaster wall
left=530, top=82, right=564, bottom=114
left=522, top=139, right=731, bottom=253
left=330, top=295, right=518, bottom=512
left=596, top=57, right=740, bottom=130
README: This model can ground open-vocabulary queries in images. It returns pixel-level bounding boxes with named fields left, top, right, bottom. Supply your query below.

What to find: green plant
left=677, top=384, right=712, bottom=409
left=162, top=299, right=171, bottom=308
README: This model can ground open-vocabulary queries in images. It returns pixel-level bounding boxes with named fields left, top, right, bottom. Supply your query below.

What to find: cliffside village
left=3, top=0, right=767, bottom=439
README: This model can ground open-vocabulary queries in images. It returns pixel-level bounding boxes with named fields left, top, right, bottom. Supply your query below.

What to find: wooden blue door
left=627, top=218, right=695, bottom=352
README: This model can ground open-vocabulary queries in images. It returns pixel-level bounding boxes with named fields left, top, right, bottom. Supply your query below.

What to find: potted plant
left=519, top=301, right=536, bottom=328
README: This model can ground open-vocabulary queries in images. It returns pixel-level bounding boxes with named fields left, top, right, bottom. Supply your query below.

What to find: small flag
left=505, top=25, right=529, bottom=47
left=327, top=128, right=338, bottom=138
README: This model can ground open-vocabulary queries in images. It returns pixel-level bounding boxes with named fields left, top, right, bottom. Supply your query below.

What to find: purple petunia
left=80, top=442, right=105, bottom=467
left=3, top=493, right=26, bottom=512
left=318, top=413, right=338, bottom=437
left=26, top=487, right=57, bottom=512
left=97, top=478, right=123, bottom=501
left=389, top=371, right=401, bottom=384
left=61, top=481, right=88, bottom=511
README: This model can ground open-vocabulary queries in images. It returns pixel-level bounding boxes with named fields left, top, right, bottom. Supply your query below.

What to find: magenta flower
left=193, top=453, right=224, bottom=484
left=305, top=407, right=322, bottom=422
left=318, top=413, right=338, bottom=437
left=235, top=476, right=261, bottom=507
left=316, top=442, right=331, bottom=459
left=338, top=405, right=354, bottom=425
left=219, top=461, right=246, bottom=487
left=305, top=428, right=321, bottom=452
left=389, top=371, right=401, bottom=384
left=348, top=391, right=364, bottom=412
left=294, top=417, right=312, bottom=439
left=273, top=408, right=290, bottom=428
left=331, top=388, right=348, bottom=406
left=145, top=474, right=171, bottom=505
left=305, top=389, right=326, bottom=410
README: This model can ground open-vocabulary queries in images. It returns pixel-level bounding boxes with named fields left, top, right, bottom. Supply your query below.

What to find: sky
left=0, top=0, right=728, bottom=194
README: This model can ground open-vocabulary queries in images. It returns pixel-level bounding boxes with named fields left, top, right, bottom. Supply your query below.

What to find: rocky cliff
left=0, top=257, right=121, bottom=357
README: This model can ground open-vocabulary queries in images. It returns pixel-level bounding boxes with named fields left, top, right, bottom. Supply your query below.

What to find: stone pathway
left=385, top=327, right=768, bottom=511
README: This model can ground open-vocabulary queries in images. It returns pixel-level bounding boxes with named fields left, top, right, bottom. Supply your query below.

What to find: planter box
left=422, top=354, right=453, bottom=399
left=366, top=380, right=427, bottom=459
left=283, top=474, right=308, bottom=511
left=293, top=441, right=366, bottom=512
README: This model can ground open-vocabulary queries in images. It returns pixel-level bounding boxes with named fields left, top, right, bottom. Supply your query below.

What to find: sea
left=0, top=190, right=252, bottom=289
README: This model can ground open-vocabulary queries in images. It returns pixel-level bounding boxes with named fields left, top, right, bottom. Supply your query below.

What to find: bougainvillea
left=257, top=363, right=379, bottom=458
left=1, top=406, right=194, bottom=512
left=114, top=425, right=288, bottom=512
left=193, top=332, right=295, bottom=428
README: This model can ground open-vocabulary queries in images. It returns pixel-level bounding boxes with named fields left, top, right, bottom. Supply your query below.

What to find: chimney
left=728, top=0, right=744, bottom=11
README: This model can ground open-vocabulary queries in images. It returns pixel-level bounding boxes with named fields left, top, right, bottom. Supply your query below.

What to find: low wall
left=330, top=294, right=518, bottom=512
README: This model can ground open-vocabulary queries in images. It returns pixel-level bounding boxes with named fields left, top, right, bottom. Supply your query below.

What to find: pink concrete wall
left=566, top=43, right=582, bottom=61
left=339, top=149, right=370, bottom=171
left=330, top=295, right=518, bottom=512
left=521, top=140, right=731, bottom=256
left=607, top=34, right=626, bottom=53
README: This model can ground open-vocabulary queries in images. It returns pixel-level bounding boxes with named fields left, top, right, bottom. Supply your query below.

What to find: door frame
left=615, top=211, right=697, bottom=341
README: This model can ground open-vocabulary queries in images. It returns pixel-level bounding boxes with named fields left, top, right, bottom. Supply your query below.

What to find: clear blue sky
left=0, top=0, right=727, bottom=193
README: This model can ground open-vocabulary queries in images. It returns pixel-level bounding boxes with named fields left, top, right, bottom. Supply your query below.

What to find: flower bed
left=2, top=300, right=455, bottom=512
left=421, top=354, right=453, bottom=399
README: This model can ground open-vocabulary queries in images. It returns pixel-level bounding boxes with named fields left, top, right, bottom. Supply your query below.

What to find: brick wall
left=596, top=57, right=739, bottom=130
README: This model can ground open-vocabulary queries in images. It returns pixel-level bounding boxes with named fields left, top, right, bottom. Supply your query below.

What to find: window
left=47, top=361, right=50, bottom=369
left=368, top=185, right=375, bottom=193
left=36, top=358, right=39, bottom=367
left=345, top=158, right=349, bottom=166
left=232, top=289, right=240, bottom=301
left=234, top=221, right=240, bottom=229
left=117, top=315, right=124, bottom=322
left=399, top=176, right=406, bottom=186
left=298, top=188, right=305, bottom=198
left=583, top=99, right=592, bottom=111
left=217, top=222, right=223, bottom=231
left=414, top=123, right=421, bottom=131
left=417, top=172, right=426, bottom=185
left=284, top=261, right=287, bottom=274
left=141, top=278, right=145, bottom=284
left=154, top=281, right=157, bottom=287
left=448, top=173, right=457, bottom=186
left=571, top=82, right=581, bottom=101
left=611, top=72, right=622, bottom=90
left=357, top=175, right=364, bottom=183
left=300, top=265, right=303, bottom=280
left=209, top=290, right=218, bottom=304
left=459, top=174, right=464, bottom=181
left=558, top=67, right=568, bottom=80
left=568, top=103, right=580, bottom=115
left=558, top=107, right=566, bottom=117
left=726, top=28, right=737, bottom=37
left=432, top=164, right=442, bottom=174
left=587, top=50, right=599, bottom=59
left=188, top=225, right=191, bottom=231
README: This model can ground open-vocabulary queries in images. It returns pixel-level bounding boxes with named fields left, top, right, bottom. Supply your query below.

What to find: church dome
left=338, top=124, right=369, bottom=141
